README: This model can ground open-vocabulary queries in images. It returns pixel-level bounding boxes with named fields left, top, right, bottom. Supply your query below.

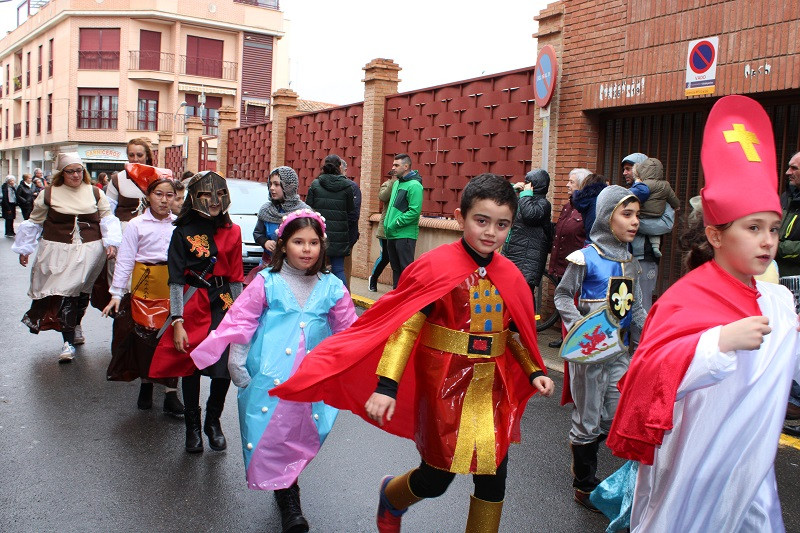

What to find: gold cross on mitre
left=723, top=123, right=761, bottom=162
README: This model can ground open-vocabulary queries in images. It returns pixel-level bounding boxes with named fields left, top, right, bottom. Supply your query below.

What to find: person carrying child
left=631, top=157, right=679, bottom=260
left=190, top=209, right=356, bottom=533
left=554, top=185, right=647, bottom=512
left=271, top=174, right=554, bottom=533
left=607, top=95, right=800, bottom=532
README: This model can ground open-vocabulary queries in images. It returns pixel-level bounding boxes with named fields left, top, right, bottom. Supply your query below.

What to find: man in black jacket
left=2, top=175, right=18, bottom=237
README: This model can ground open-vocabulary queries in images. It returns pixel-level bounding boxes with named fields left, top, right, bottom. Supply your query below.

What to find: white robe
left=631, top=281, right=800, bottom=533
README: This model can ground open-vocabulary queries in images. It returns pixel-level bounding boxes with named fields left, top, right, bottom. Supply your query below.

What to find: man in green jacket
left=384, top=153, right=423, bottom=288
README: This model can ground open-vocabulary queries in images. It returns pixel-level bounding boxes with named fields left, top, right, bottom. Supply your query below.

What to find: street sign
left=685, top=37, right=719, bottom=96
left=534, top=45, right=558, bottom=108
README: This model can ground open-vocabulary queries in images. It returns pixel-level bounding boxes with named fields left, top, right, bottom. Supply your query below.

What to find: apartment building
left=0, top=0, right=288, bottom=178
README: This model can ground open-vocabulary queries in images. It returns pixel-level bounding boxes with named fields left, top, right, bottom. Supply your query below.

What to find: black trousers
left=182, top=371, right=230, bottom=412
left=386, top=238, right=416, bottom=288
left=4, top=207, right=15, bottom=235
left=408, top=456, right=509, bottom=503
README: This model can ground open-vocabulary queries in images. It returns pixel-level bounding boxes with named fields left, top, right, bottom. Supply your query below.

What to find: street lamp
left=174, top=101, right=187, bottom=134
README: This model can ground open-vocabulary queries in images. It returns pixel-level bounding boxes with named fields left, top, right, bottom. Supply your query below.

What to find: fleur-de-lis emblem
left=611, top=282, right=633, bottom=317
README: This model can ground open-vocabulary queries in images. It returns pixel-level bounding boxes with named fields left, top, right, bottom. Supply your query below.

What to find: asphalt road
left=0, top=233, right=798, bottom=532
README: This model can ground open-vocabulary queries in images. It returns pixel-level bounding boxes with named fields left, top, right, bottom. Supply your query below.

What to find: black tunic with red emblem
left=149, top=217, right=243, bottom=379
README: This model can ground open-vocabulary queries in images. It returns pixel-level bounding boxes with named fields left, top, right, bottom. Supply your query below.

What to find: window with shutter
left=137, top=89, right=159, bottom=130
left=77, top=88, right=118, bottom=129
left=185, top=35, right=224, bottom=78
left=139, top=30, right=162, bottom=70
left=79, top=28, right=120, bottom=70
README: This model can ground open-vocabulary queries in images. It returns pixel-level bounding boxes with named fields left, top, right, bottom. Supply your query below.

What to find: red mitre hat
left=124, top=163, right=174, bottom=194
left=700, top=95, right=782, bottom=226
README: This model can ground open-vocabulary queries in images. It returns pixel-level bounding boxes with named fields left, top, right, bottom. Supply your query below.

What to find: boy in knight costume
left=272, top=173, right=554, bottom=533
left=149, top=171, right=244, bottom=453
left=554, top=185, right=647, bottom=511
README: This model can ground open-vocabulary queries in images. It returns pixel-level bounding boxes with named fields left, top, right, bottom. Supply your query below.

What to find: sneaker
left=58, top=342, right=76, bottom=364
left=73, top=325, right=85, bottom=345
left=368, top=275, right=378, bottom=292
left=377, top=476, right=405, bottom=533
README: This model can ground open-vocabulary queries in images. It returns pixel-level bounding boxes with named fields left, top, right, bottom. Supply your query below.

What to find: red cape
left=270, top=240, right=546, bottom=441
left=606, top=260, right=762, bottom=464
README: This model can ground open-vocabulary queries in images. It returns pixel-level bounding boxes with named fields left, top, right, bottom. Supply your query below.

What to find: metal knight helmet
left=187, top=171, right=230, bottom=217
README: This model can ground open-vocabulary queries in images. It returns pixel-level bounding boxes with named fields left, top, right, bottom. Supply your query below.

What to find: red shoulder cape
left=270, top=240, right=546, bottom=440
left=606, top=260, right=761, bottom=464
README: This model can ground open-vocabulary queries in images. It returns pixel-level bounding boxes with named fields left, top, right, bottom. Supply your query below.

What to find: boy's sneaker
left=368, top=275, right=378, bottom=292
left=58, top=342, right=76, bottom=364
left=377, top=476, right=405, bottom=533
left=73, top=325, right=85, bottom=345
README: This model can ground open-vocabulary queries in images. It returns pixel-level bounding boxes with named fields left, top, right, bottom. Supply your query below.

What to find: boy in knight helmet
left=149, top=171, right=244, bottom=454
left=554, top=184, right=647, bottom=512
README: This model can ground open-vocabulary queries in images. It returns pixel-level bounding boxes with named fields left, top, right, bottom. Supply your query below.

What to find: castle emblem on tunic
left=186, top=234, right=210, bottom=258
left=470, top=278, right=503, bottom=333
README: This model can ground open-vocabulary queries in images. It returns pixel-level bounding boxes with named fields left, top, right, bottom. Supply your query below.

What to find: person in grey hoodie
left=306, top=154, right=355, bottom=286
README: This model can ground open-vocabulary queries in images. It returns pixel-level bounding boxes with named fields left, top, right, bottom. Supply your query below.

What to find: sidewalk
left=349, top=276, right=564, bottom=374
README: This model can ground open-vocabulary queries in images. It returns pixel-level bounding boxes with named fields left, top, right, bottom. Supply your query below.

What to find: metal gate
left=597, top=94, right=800, bottom=295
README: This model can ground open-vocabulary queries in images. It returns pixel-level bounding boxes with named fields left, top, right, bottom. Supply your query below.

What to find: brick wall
left=383, top=68, right=538, bottom=217
left=284, top=103, right=363, bottom=194
left=227, top=121, right=272, bottom=181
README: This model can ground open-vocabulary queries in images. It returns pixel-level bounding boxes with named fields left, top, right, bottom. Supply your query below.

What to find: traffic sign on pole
left=534, top=45, right=558, bottom=108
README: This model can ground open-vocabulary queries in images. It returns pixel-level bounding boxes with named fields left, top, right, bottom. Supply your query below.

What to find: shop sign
left=78, top=145, right=127, bottom=161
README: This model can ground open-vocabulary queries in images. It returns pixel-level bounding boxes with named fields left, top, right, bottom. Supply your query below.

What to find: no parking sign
left=685, top=36, right=719, bottom=96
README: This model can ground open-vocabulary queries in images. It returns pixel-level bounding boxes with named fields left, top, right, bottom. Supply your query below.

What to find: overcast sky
left=0, top=0, right=550, bottom=105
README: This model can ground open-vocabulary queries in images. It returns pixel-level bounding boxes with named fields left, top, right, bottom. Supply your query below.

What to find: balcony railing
left=13, top=75, right=21, bottom=92
left=78, top=51, right=120, bottom=70
left=180, top=56, right=237, bottom=80
left=126, top=111, right=217, bottom=135
left=234, top=0, right=279, bottom=7
left=77, top=109, right=118, bottom=130
left=13, top=123, right=21, bottom=138
left=129, top=50, right=175, bottom=73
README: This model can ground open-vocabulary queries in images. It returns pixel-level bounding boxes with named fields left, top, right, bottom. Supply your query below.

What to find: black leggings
left=408, top=456, right=508, bottom=502
left=61, top=293, right=90, bottom=343
left=181, top=371, right=230, bottom=411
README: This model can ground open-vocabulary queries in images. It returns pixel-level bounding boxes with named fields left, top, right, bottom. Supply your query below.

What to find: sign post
left=534, top=45, right=558, bottom=171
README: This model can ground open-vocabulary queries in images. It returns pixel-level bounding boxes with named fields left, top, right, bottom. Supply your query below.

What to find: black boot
left=274, top=482, right=309, bottom=533
left=137, top=382, right=154, bottom=410
left=204, top=406, right=227, bottom=451
left=163, top=391, right=185, bottom=418
left=571, top=440, right=601, bottom=512
left=184, top=407, right=203, bottom=453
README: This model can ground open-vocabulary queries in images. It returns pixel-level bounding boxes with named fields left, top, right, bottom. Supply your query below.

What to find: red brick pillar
left=185, top=117, right=204, bottom=174
left=269, top=88, right=300, bottom=168
left=216, top=105, right=237, bottom=178
left=353, top=58, right=401, bottom=280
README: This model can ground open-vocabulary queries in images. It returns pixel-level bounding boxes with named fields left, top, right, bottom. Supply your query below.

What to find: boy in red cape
left=272, top=173, right=554, bottom=533
left=607, top=95, right=800, bottom=532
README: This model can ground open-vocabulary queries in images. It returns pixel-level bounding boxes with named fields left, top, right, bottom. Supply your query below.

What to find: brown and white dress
left=12, top=182, right=122, bottom=333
